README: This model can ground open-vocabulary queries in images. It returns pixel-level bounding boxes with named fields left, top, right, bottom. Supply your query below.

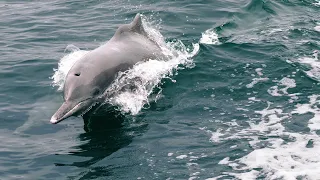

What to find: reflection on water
left=82, top=105, right=125, bottom=132
left=54, top=108, right=148, bottom=179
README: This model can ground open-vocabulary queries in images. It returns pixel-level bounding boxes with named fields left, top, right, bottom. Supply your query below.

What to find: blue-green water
left=1, top=1, right=320, bottom=179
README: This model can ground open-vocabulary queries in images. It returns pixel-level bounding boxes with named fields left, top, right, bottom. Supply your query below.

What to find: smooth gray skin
left=50, top=14, right=163, bottom=124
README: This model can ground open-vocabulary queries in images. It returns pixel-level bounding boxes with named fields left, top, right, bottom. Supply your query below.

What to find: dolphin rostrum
left=51, top=14, right=163, bottom=124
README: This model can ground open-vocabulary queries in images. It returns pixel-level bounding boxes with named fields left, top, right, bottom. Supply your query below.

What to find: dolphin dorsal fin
left=129, top=13, right=144, bottom=34
left=112, top=14, right=148, bottom=40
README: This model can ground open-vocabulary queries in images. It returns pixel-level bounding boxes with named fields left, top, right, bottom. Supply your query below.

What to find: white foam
left=313, top=1, right=320, bottom=6
left=211, top=102, right=320, bottom=179
left=215, top=95, right=320, bottom=179
left=236, top=108, right=249, bottom=112
left=246, top=67, right=269, bottom=88
left=208, top=77, right=320, bottom=180
left=205, top=50, right=318, bottom=180
left=246, top=77, right=269, bottom=88
left=230, top=145, right=237, bottom=149
left=267, top=86, right=282, bottom=96
left=248, top=97, right=261, bottom=102
left=176, top=155, right=188, bottom=159
left=260, top=28, right=284, bottom=37
left=51, top=15, right=199, bottom=115
left=279, top=77, right=296, bottom=89
left=295, top=51, right=320, bottom=81
left=200, top=127, right=224, bottom=143
left=218, top=157, right=230, bottom=165
left=237, top=133, right=320, bottom=180
left=188, top=176, right=198, bottom=180
left=209, top=129, right=224, bottom=143
left=199, top=29, right=220, bottom=45
left=315, top=25, right=320, bottom=32
left=293, top=95, right=320, bottom=131
left=255, top=68, right=263, bottom=76
left=252, top=105, right=288, bottom=134
left=267, top=77, right=296, bottom=97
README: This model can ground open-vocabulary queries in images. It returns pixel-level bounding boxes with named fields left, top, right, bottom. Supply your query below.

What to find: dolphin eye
left=74, top=73, right=80, bottom=76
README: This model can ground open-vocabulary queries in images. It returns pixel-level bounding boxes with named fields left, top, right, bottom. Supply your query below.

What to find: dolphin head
left=50, top=65, right=109, bottom=124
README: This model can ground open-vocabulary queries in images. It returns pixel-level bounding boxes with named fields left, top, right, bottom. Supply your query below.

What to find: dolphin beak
left=50, top=101, right=76, bottom=124
left=50, top=99, right=93, bottom=124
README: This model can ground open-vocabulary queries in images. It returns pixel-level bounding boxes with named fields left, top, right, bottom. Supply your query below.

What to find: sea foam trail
left=200, top=61, right=320, bottom=179
left=206, top=79, right=320, bottom=179
left=51, top=15, right=199, bottom=115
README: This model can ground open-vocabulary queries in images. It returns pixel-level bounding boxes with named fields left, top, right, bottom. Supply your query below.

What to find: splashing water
left=199, top=29, right=220, bottom=45
left=51, top=45, right=89, bottom=91
left=51, top=15, right=199, bottom=115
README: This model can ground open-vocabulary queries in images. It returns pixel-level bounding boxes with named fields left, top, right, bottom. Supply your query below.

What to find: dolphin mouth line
left=80, top=100, right=100, bottom=117
left=51, top=98, right=97, bottom=124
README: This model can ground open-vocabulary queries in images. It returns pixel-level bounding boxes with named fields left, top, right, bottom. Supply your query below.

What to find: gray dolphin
left=51, top=14, right=163, bottom=124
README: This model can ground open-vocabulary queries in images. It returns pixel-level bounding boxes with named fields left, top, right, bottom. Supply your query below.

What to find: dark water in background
left=1, top=0, right=320, bottom=179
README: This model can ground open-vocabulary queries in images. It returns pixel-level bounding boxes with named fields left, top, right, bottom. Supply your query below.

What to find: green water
left=0, top=1, right=320, bottom=179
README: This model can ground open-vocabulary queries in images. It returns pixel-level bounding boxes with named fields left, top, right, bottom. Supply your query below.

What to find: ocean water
left=0, top=0, right=320, bottom=179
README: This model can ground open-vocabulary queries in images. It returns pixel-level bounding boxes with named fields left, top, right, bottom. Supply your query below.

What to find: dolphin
left=50, top=14, right=163, bottom=124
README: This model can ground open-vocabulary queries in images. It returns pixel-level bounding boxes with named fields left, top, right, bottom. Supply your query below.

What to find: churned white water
left=201, top=53, right=320, bottom=179
left=199, top=29, right=220, bottom=45
left=315, top=24, right=320, bottom=32
left=292, top=50, right=320, bottom=81
left=207, top=94, right=320, bottom=179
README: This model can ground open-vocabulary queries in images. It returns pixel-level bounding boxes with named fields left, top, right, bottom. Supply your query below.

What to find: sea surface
left=1, top=0, right=320, bottom=179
